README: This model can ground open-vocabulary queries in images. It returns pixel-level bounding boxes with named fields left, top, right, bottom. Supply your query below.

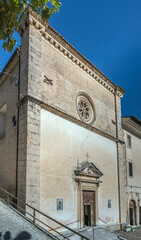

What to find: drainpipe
left=16, top=47, right=21, bottom=198
left=114, top=88, right=122, bottom=229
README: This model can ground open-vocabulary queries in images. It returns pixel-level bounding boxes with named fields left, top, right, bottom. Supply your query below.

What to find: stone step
left=0, top=199, right=124, bottom=240
left=59, top=227, right=120, bottom=240
left=0, top=200, right=53, bottom=240
left=81, top=228, right=120, bottom=240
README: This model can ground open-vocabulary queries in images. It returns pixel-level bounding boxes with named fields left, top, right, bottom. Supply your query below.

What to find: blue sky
left=0, top=0, right=141, bottom=119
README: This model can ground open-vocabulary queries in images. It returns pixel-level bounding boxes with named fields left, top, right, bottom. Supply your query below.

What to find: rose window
left=76, top=93, right=95, bottom=125
left=78, top=99, right=90, bottom=120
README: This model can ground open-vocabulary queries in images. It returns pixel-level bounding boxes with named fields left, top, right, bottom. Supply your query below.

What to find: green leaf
left=41, top=7, right=50, bottom=21
left=0, top=0, right=62, bottom=52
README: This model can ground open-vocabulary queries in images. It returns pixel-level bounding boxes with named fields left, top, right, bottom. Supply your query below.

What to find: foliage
left=0, top=0, right=62, bottom=52
left=123, top=225, right=134, bottom=232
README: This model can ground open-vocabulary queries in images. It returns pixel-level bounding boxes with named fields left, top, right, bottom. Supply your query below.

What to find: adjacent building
left=0, top=6, right=140, bottom=232
left=122, top=116, right=141, bottom=226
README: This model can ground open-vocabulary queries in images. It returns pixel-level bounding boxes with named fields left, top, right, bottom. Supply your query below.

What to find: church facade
left=1, top=6, right=139, bottom=232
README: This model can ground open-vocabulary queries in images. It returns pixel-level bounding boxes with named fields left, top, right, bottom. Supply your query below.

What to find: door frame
left=129, top=199, right=136, bottom=225
left=77, top=183, right=98, bottom=228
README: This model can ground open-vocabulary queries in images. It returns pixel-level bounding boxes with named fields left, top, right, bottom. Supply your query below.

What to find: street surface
left=116, top=227, right=141, bottom=240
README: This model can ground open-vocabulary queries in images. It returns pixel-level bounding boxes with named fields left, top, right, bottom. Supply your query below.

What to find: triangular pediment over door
left=74, top=161, right=103, bottom=184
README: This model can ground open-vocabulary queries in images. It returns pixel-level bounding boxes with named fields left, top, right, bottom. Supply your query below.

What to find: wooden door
left=83, top=191, right=95, bottom=227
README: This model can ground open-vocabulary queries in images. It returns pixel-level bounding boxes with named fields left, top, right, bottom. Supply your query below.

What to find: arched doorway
left=129, top=200, right=136, bottom=225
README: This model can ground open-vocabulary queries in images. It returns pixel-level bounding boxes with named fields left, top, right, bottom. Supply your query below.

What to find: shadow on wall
left=0, top=231, right=31, bottom=240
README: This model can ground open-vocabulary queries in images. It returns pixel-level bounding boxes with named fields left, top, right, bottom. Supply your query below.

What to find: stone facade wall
left=123, top=129, right=141, bottom=225
left=124, top=130, right=141, bottom=188
left=0, top=113, right=6, bottom=139
left=17, top=24, right=41, bottom=208
left=2, top=7, right=126, bottom=231
left=0, top=62, right=19, bottom=196
left=38, top=16, right=126, bottom=228
left=17, top=101, right=27, bottom=203
left=41, top=39, right=117, bottom=138
left=40, top=109, right=119, bottom=226
left=26, top=101, right=41, bottom=207
left=115, top=95, right=127, bottom=225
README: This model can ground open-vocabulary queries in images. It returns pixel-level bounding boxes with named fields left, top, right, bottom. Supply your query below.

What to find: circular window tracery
left=78, top=98, right=91, bottom=121
left=76, top=93, right=95, bottom=125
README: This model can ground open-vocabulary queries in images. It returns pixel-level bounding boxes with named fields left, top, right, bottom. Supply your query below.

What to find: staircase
left=80, top=228, right=120, bottom=240
left=60, top=227, right=121, bottom=240
left=0, top=200, right=52, bottom=240
left=0, top=187, right=89, bottom=240
left=0, top=188, right=122, bottom=240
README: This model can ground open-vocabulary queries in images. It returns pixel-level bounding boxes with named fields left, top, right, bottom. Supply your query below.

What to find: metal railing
left=0, top=187, right=90, bottom=240
left=98, top=217, right=107, bottom=224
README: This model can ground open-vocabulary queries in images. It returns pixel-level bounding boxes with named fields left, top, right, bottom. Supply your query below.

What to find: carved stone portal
left=74, top=161, right=103, bottom=227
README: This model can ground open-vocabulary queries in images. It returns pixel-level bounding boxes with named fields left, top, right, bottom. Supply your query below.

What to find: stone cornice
left=75, top=178, right=102, bottom=184
left=115, top=86, right=125, bottom=98
left=129, top=119, right=141, bottom=131
left=122, top=117, right=141, bottom=139
left=122, top=117, right=141, bottom=133
left=18, top=6, right=125, bottom=98
left=17, top=94, right=125, bottom=144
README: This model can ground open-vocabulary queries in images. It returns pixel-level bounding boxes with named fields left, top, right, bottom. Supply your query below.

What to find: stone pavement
left=115, top=227, right=141, bottom=240
left=64, top=227, right=119, bottom=240
left=0, top=200, right=52, bottom=240
left=80, top=228, right=119, bottom=240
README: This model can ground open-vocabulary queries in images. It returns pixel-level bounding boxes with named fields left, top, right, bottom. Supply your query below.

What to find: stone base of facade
left=95, top=222, right=126, bottom=232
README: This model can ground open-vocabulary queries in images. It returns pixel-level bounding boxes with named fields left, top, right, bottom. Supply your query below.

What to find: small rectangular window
left=127, top=135, right=131, bottom=148
left=129, top=162, right=133, bottom=177
left=0, top=104, right=6, bottom=140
